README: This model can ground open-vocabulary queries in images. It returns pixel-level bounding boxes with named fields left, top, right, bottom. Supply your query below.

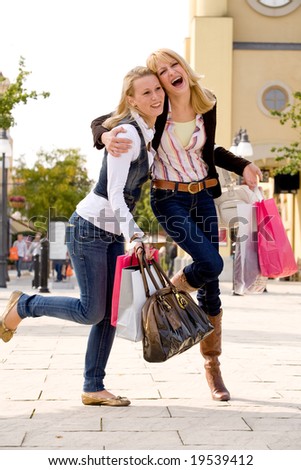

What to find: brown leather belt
left=152, top=178, right=218, bottom=194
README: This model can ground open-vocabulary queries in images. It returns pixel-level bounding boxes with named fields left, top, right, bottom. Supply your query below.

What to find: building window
left=263, top=86, right=288, bottom=111
left=259, top=1, right=291, bottom=7
left=258, top=81, right=292, bottom=116
left=247, top=0, right=301, bottom=16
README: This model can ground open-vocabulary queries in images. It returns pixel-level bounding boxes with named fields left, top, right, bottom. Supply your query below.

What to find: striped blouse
left=152, top=107, right=208, bottom=182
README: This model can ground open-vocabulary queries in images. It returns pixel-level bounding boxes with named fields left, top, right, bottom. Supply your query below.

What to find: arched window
left=258, top=82, right=292, bottom=116
left=263, top=86, right=289, bottom=111
left=247, top=0, right=301, bottom=16
left=259, top=1, right=291, bottom=7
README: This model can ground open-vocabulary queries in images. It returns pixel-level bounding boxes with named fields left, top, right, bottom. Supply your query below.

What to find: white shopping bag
left=233, top=203, right=267, bottom=295
left=116, top=264, right=161, bottom=342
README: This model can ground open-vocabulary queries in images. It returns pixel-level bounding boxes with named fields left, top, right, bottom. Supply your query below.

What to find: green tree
left=134, top=180, right=160, bottom=236
left=10, top=148, right=93, bottom=231
left=271, top=91, right=301, bottom=175
left=0, top=57, right=50, bottom=130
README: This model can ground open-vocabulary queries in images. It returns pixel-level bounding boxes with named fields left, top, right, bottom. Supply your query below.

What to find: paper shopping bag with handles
left=111, top=253, right=137, bottom=327
left=116, top=263, right=161, bottom=342
left=111, top=249, right=159, bottom=327
left=255, top=197, right=298, bottom=278
left=233, top=203, right=267, bottom=295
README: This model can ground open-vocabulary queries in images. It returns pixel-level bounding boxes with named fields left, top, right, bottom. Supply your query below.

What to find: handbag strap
left=137, top=249, right=180, bottom=298
left=138, top=249, right=177, bottom=297
left=137, top=250, right=162, bottom=297
left=151, top=257, right=174, bottom=288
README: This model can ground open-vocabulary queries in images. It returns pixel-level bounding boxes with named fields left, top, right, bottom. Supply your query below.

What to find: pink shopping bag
left=111, top=253, right=138, bottom=327
left=255, top=198, right=298, bottom=278
left=111, top=249, right=159, bottom=326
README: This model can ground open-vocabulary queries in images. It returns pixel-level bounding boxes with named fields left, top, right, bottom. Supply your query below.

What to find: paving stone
left=244, top=417, right=301, bottom=431
left=179, top=429, right=270, bottom=449
left=22, top=430, right=183, bottom=449
left=0, top=424, right=26, bottom=447
left=1, top=280, right=301, bottom=453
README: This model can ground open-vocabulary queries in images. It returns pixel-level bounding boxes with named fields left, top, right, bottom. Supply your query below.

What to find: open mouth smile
left=171, top=77, right=183, bottom=87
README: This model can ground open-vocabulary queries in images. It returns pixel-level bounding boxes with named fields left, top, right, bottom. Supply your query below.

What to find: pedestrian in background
left=28, top=232, right=42, bottom=273
left=13, top=233, right=27, bottom=278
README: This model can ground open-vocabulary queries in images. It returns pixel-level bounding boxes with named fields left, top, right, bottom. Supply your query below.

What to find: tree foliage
left=133, top=181, right=160, bottom=236
left=0, top=56, right=50, bottom=130
left=10, top=148, right=93, bottom=231
left=271, top=91, right=301, bottom=175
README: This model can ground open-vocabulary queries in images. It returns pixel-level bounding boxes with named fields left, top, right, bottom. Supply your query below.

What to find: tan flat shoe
left=0, top=290, right=23, bottom=343
left=81, top=393, right=131, bottom=407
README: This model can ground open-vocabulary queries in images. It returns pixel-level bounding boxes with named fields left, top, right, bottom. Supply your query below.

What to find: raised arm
left=214, top=146, right=262, bottom=190
left=91, top=113, right=112, bottom=150
left=91, top=114, right=132, bottom=156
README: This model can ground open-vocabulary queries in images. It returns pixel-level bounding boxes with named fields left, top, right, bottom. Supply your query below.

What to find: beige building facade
left=184, top=0, right=301, bottom=273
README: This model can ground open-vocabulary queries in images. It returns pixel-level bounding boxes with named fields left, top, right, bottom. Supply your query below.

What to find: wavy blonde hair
left=103, top=66, right=157, bottom=130
left=146, top=48, right=216, bottom=114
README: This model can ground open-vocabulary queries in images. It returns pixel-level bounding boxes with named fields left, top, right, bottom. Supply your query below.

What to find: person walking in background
left=91, top=48, right=262, bottom=402
left=53, top=260, right=65, bottom=282
left=28, top=232, right=42, bottom=273
left=13, top=233, right=27, bottom=278
left=0, top=66, right=164, bottom=407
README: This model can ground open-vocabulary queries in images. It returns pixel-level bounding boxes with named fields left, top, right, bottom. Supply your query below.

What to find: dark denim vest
left=94, top=118, right=150, bottom=212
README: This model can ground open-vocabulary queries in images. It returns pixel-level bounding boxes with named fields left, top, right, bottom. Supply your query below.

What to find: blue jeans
left=16, top=257, right=23, bottom=277
left=17, top=212, right=124, bottom=392
left=151, top=186, right=223, bottom=315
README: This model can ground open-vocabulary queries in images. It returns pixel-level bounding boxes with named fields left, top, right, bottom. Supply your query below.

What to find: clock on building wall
left=259, top=0, right=291, bottom=6
left=247, top=0, right=301, bottom=15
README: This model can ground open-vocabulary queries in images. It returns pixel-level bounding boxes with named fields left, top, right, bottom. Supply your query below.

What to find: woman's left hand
left=134, top=242, right=156, bottom=261
left=242, top=163, right=263, bottom=190
left=144, top=244, right=156, bottom=261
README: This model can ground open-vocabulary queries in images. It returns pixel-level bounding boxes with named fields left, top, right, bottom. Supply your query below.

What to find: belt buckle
left=188, top=182, right=201, bottom=194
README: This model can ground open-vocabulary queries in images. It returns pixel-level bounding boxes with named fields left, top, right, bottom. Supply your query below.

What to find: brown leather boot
left=170, top=268, right=196, bottom=293
left=200, top=310, right=230, bottom=401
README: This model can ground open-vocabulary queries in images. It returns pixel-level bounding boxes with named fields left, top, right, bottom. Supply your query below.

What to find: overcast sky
left=0, top=0, right=189, bottom=180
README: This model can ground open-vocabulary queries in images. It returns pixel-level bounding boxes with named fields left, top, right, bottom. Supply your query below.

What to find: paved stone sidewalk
left=0, top=271, right=301, bottom=451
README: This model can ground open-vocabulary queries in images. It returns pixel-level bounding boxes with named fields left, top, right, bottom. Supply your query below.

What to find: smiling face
left=157, top=57, right=190, bottom=96
left=127, top=74, right=165, bottom=126
left=148, top=51, right=191, bottom=100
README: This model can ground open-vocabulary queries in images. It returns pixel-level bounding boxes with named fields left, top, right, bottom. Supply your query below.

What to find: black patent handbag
left=138, top=251, right=214, bottom=363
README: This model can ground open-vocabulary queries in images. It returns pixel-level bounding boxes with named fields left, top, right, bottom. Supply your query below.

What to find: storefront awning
left=9, top=216, right=35, bottom=234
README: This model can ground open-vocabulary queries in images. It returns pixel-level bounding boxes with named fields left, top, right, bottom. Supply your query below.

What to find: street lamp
left=230, top=128, right=253, bottom=185
left=230, top=128, right=253, bottom=158
left=0, top=129, right=12, bottom=288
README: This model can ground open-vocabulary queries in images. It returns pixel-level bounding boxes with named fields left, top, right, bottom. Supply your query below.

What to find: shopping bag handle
left=253, top=186, right=264, bottom=202
left=137, top=249, right=181, bottom=298
left=137, top=249, right=163, bottom=297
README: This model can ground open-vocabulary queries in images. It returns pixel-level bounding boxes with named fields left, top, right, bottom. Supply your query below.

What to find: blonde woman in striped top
left=91, top=49, right=262, bottom=403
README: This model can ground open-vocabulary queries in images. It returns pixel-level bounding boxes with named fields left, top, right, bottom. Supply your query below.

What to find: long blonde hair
left=103, top=66, right=157, bottom=130
left=146, top=48, right=216, bottom=114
